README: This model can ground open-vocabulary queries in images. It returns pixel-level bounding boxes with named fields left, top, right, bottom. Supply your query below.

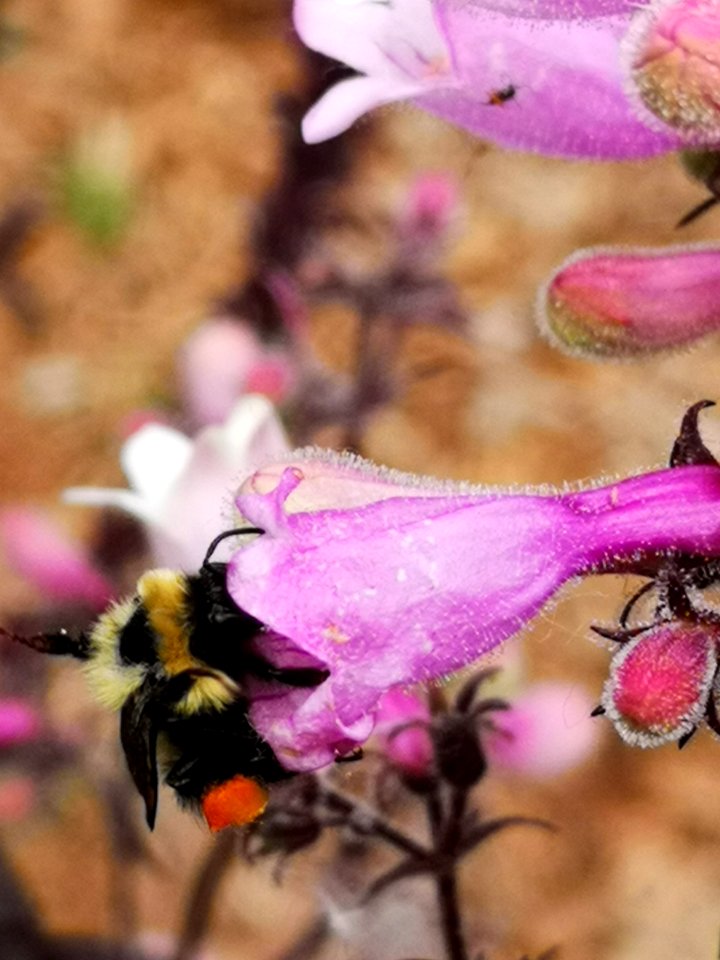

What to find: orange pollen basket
left=201, top=775, right=269, bottom=832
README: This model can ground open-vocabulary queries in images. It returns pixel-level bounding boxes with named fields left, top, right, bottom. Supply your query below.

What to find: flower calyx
left=592, top=399, right=720, bottom=748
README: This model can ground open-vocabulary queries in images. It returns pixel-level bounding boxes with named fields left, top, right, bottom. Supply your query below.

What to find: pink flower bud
left=374, top=688, right=433, bottom=779
left=538, top=245, right=720, bottom=358
left=602, top=621, right=719, bottom=747
left=626, top=0, right=720, bottom=142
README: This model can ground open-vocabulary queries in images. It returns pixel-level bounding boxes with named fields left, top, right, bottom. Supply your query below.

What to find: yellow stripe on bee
left=137, top=570, right=195, bottom=677
left=137, top=569, right=235, bottom=715
left=85, top=596, right=145, bottom=709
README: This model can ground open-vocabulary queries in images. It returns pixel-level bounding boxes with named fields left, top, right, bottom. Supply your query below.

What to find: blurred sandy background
left=1, top=1, right=720, bottom=958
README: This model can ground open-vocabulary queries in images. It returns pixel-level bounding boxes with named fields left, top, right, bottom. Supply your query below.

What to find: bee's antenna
left=202, top=527, right=264, bottom=568
left=0, top=626, right=91, bottom=660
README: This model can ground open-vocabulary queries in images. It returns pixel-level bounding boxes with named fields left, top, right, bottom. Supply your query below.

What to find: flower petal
left=442, top=0, right=636, bottom=20
left=302, top=75, right=431, bottom=144
left=248, top=679, right=374, bottom=771
left=295, top=0, right=450, bottom=80
left=178, top=319, right=264, bottom=428
left=121, top=425, right=193, bottom=506
left=422, top=8, right=679, bottom=158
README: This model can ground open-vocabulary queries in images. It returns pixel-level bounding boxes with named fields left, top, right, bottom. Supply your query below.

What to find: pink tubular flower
left=538, top=245, right=720, bottom=359
left=227, top=449, right=720, bottom=770
left=0, top=508, right=113, bottom=611
left=295, top=0, right=679, bottom=158
left=624, top=0, right=720, bottom=143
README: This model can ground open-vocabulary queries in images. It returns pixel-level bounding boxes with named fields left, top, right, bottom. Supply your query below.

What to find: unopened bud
left=539, top=245, right=720, bottom=358
left=601, top=621, right=719, bottom=747
left=374, top=688, right=434, bottom=781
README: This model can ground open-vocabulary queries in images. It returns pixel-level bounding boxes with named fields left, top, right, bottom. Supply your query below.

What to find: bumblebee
left=1, top=528, right=328, bottom=831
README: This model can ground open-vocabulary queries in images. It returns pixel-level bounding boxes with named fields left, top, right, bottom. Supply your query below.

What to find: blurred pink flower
left=0, top=699, right=41, bottom=748
left=601, top=621, right=719, bottom=746
left=538, top=244, right=720, bottom=359
left=375, top=681, right=597, bottom=781
left=179, top=317, right=295, bottom=428
left=295, top=0, right=679, bottom=158
left=486, top=682, right=598, bottom=777
left=374, top=688, right=434, bottom=779
left=625, top=0, right=720, bottom=142
left=65, top=396, right=290, bottom=570
left=0, top=508, right=113, bottom=611
left=228, top=449, right=720, bottom=770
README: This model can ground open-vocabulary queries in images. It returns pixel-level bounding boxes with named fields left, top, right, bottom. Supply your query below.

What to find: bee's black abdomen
left=163, top=700, right=291, bottom=806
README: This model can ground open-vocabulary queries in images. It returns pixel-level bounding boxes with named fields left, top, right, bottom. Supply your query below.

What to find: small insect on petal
left=201, top=776, right=269, bottom=832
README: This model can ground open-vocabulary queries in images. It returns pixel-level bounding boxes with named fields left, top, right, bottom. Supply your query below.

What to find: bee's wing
left=120, top=678, right=161, bottom=830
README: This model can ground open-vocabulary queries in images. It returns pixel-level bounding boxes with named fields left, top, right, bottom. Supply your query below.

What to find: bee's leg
left=246, top=657, right=330, bottom=688
left=164, top=754, right=202, bottom=798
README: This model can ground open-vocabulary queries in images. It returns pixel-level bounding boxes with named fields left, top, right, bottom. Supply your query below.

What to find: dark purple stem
left=426, top=784, right=470, bottom=960
left=320, top=785, right=428, bottom=859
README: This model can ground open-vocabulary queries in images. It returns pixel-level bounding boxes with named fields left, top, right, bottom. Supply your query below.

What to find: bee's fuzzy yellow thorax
left=85, top=569, right=237, bottom=716
left=137, top=569, right=194, bottom=676
left=85, top=596, right=145, bottom=709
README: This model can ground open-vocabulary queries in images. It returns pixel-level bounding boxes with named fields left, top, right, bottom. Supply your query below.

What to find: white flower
left=65, top=396, right=289, bottom=571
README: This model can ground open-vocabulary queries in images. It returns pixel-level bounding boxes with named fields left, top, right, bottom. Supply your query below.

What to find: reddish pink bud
left=539, top=245, right=720, bottom=358
left=602, top=621, right=719, bottom=747
left=374, top=688, right=433, bottom=779
left=626, top=0, right=720, bottom=142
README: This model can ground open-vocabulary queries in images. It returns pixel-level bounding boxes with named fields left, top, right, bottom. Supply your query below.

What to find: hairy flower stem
left=426, top=785, right=470, bottom=960
left=173, top=831, right=237, bottom=960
